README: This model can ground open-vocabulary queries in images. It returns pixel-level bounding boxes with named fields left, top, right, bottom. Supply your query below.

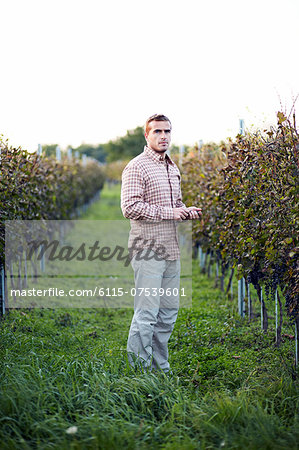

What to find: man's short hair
left=145, top=114, right=172, bottom=134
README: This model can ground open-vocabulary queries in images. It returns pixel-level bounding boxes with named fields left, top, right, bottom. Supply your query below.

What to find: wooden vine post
left=0, top=264, right=5, bottom=316
left=247, top=282, right=252, bottom=320
left=295, top=317, right=299, bottom=369
left=275, top=289, right=283, bottom=347
left=238, top=277, right=245, bottom=317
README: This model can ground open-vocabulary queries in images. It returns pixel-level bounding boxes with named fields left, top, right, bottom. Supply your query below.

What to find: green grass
left=82, top=184, right=123, bottom=220
left=0, top=184, right=298, bottom=449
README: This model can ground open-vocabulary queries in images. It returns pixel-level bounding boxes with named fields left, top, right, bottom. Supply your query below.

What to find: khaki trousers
left=127, top=250, right=180, bottom=373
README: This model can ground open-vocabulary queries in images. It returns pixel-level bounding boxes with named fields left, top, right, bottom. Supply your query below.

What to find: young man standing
left=121, top=114, right=201, bottom=373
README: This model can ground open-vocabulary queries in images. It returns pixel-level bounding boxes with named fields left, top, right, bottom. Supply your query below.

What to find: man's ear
left=144, top=132, right=148, bottom=140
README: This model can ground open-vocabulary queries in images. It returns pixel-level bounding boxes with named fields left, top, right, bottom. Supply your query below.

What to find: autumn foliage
left=0, top=137, right=105, bottom=266
left=182, top=113, right=298, bottom=319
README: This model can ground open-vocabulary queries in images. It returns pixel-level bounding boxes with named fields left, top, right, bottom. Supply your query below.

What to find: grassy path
left=0, top=184, right=298, bottom=449
left=82, top=184, right=123, bottom=220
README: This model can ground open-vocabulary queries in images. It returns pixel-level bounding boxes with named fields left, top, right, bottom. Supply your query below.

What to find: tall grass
left=0, top=184, right=298, bottom=449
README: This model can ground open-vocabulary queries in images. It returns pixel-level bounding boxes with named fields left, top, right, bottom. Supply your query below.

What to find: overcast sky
left=1, top=0, right=298, bottom=152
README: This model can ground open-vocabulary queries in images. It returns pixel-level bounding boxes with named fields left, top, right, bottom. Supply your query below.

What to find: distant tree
left=71, top=143, right=106, bottom=163
left=42, top=144, right=58, bottom=157
left=40, top=126, right=182, bottom=163
left=104, top=126, right=146, bottom=162
left=170, top=144, right=180, bottom=155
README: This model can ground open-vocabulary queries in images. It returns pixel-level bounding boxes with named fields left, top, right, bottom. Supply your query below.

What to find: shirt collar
left=144, top=145, right=174, bottom=165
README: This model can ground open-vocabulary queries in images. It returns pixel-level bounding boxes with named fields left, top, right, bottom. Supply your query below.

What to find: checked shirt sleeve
left=175, top=183, right=186, bottom=208
left=175, top=171, right=186, bottom=208
left=121, top=164, right=174, bottom=221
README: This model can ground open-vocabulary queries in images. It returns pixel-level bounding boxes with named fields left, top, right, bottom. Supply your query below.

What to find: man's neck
left=147, top=145, right=166, bottom=160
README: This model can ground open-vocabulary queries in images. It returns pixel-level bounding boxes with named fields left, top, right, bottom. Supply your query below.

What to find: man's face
left=145, top=120, right=171, bottom=153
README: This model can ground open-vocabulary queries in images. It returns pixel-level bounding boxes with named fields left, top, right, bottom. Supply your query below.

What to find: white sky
left=1, top=0, right=298, bottom=152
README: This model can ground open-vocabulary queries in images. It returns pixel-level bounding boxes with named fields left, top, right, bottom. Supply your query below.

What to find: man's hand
left=173, top=207, right=190, bottom=220
left=186, top=206, right=202, bottom=219
left=173, top=206, right=202, bottom=220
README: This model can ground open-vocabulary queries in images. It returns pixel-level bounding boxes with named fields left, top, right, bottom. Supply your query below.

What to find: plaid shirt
left=121, top=146, right=186, bottom=260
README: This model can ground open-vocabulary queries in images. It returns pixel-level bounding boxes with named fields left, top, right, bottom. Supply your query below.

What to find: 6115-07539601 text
left=9, top=287, right=187, bottom=298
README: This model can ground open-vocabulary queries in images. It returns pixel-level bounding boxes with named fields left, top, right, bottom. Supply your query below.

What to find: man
left=121, top=114, right=201, bottom=374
